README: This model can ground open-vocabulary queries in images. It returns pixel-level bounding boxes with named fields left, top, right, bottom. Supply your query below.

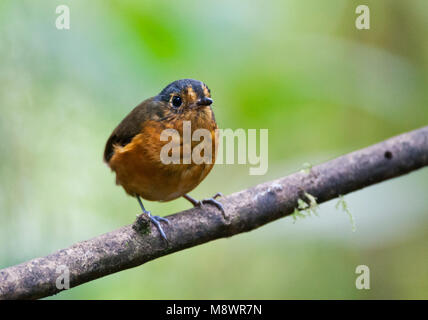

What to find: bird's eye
left=172, top=96, right=182, bottom=107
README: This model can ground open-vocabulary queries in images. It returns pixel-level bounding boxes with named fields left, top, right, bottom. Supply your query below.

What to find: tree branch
left=1, top=126, right=428, bottom=300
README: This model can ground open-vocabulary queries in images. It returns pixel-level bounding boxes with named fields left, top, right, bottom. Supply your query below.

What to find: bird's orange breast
left=108, top=107, right=218, bottom=202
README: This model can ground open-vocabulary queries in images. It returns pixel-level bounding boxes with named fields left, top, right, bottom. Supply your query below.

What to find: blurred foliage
left=0, top=0, right=427, bottom=299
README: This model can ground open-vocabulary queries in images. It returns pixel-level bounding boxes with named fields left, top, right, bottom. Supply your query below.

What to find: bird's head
left=155, top=79, right=213, bottom=115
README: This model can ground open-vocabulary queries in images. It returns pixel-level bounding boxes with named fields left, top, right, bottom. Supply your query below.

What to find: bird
left=104, top=79, right=224, bottom=241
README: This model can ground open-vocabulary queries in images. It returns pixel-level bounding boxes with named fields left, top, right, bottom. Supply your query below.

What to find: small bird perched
left=104, top=79, right=223, bottom=240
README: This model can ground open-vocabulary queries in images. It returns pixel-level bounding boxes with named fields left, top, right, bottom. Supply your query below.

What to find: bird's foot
left=184, top=193, right=226, bottom=219
left=134, top=196, right=170, bottom=242
left=137, top=211, right=170, bottom=242
left=142, top=211, right=169, bottom=241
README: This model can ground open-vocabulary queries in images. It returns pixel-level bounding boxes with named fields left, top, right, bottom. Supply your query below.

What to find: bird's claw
left=147, top=212, right=169, bottom=240
left=184, top=192, right=227, bottom=220
left=193, top=193, right=226, bottom=218
left=136, top=210, right=169, bottom=241
left=199, top=198, right=225, bottom=214
left=150, top=214, right=170, bottom=225
left=135, top=196, right=169, bottom=242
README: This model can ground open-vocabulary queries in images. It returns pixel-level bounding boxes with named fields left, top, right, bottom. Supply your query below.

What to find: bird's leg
left=183, top=193, right=226, bottom=218
left=136, top=195, right=169, bottom=241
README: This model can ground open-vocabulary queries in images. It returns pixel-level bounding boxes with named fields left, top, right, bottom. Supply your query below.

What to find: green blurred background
left=1, top=0, right=427, bottom=299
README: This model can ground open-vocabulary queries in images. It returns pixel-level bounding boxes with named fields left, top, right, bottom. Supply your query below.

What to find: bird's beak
left=196, top=97, right=213, bottom=106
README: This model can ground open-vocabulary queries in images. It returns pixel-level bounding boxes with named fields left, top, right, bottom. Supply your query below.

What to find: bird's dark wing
left=103, top=97, right=156, bottom=163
